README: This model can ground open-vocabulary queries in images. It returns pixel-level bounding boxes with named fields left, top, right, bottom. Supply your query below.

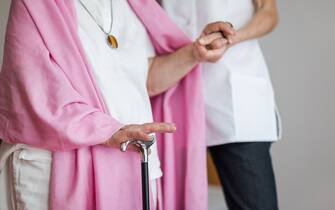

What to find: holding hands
left=193, top=21, right=237, bottom=62
left=105, top=21, right=236, bottom=150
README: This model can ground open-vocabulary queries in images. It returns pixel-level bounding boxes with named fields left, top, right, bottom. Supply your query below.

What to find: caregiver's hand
left=146, top=21, right=235, bottom=97
left=103, top=122, right=176, bottom=147
left=202, top=21, right=236, bottom=41
left=193, top=21, right=236, bottom=63
left=193, top=32, right=229, bottom=63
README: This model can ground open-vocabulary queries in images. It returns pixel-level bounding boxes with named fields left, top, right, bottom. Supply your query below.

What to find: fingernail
left=199, top=38, right=205, bottom=45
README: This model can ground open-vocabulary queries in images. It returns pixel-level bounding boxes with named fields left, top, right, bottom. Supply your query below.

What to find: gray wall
left=262, top=0, right=335, bottom=209
left=0, top=0, right=10, bottom=64
left=0, top=0, right=334, bottom=209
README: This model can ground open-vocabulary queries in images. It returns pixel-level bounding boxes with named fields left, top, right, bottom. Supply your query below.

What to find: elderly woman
left=162, top=0, right=281, bottom=209
left=0, top=0, right=234, bottom=210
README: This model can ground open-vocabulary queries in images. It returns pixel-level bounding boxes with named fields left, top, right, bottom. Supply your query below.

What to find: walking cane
left=120, top=136, right=156, bottom=210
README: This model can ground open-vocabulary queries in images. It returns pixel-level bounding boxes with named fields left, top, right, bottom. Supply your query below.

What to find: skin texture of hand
left=103, top=122, right=176, bottom=148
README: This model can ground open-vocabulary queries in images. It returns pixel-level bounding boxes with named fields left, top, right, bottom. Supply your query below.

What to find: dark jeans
left=209, top=142, right=278, bottom=210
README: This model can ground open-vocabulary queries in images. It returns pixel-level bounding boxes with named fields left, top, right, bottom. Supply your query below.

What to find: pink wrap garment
left=0, top=0, right=207, bottom=209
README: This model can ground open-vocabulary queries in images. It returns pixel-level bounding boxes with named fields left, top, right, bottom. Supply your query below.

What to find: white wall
left=1, top=1, right=334, bottom=209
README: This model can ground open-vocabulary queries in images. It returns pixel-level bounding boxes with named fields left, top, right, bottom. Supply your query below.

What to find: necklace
left=78, top=0, right=118, bottom=49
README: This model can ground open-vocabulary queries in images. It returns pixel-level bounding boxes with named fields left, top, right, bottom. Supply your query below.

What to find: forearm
left=146, top=23, right=234, bottom=97
left=234, top=0, right=279, bottom=43
left=147, top=44, right=198, bottom=96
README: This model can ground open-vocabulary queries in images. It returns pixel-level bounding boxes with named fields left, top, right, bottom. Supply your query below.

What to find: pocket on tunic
left=230, top=74, right=278, bottom=140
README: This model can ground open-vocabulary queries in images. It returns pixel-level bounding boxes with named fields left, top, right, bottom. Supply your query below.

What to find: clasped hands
left=103, top=21, right=236, bottom=150
left=193, top=21, right=237, bottom=63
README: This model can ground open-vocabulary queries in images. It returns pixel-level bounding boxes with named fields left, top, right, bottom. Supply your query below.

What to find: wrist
left=186, top=43, right=201, bottom=64
left=190, top=42, right=206, bottom=64
left=233, top=29, right=247, bottom=44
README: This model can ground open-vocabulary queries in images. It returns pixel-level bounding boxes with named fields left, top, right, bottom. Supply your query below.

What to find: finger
left=204, top=21, right=235, bottom=35
left=208, top=38, right=228, bottom=50
left=102, top=141, right=114, bottom=148
left=198, top=32, right=223, bottom=45
left=205, top=48, right=226, bottom=62
left=142, top=122, right=177, bottom=134
left=128, top=130, right=152, bottom=141
left=226, top=34, right=235, bottom=45
left=195, top=42, right=209, bottom=61
left=203, top=21, right=235, bottom=36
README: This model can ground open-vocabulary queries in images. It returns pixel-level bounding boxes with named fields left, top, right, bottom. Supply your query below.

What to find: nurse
left=161, top=0, right=281, bottom=209
left=0, top=0, right=234, bottom=210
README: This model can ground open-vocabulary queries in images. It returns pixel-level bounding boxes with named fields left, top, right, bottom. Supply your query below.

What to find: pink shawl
left=0, top=0, right=207, bottom=209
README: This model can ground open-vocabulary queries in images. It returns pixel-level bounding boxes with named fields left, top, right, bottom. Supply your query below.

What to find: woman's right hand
left=103, top=122, right=176, bottom=148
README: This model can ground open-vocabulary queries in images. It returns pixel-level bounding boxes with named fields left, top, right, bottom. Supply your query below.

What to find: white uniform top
left=162, top=0, right=281, bottom=146
left=75, top=0, right=162, bottom=179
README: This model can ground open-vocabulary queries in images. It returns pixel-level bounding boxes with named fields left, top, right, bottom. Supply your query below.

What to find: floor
left=208, top=186, right=228, bottom=210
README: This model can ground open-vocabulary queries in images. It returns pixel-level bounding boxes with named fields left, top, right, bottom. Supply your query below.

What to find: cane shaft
left=141, top=162, right=150, bottom=210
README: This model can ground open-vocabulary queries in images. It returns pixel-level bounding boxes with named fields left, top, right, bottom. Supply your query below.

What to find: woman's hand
left=193, top=21, right=236, bottom=63
left=103, top=122, right=176, bottom=148
left=193, top=32, right=229, bottom=63
left=146, top=21, right=235, bottom=96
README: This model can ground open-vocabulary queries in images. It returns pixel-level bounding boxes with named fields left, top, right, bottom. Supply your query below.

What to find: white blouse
left=75, top=0, right=162, bottom=180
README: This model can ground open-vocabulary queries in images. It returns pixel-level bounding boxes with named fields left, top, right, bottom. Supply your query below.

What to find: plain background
left=0, top=0, right=334, bottom=209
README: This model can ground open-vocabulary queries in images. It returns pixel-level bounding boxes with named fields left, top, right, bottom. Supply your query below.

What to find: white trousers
left=0, top=147, right=158, bottom=210
left=0, top=148, right=51, bottom=210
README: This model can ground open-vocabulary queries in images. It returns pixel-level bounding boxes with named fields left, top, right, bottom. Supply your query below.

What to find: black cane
left=120, top=136, right=156, bottom=210
left=141, top=153, right=150, bottom=210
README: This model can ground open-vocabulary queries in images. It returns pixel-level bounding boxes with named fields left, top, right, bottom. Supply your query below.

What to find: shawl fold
left=0, top=0, right=207, bottom=209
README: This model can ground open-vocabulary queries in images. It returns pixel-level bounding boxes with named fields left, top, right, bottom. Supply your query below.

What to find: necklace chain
left=78, top=0, right=114, bottom=35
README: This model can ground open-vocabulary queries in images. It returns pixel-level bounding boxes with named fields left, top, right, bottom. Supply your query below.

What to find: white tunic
left=162, top=0, right=281, bottom=146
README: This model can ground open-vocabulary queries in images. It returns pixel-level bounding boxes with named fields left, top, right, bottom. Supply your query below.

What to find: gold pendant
left=107, top=34, right=118, bottom=49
